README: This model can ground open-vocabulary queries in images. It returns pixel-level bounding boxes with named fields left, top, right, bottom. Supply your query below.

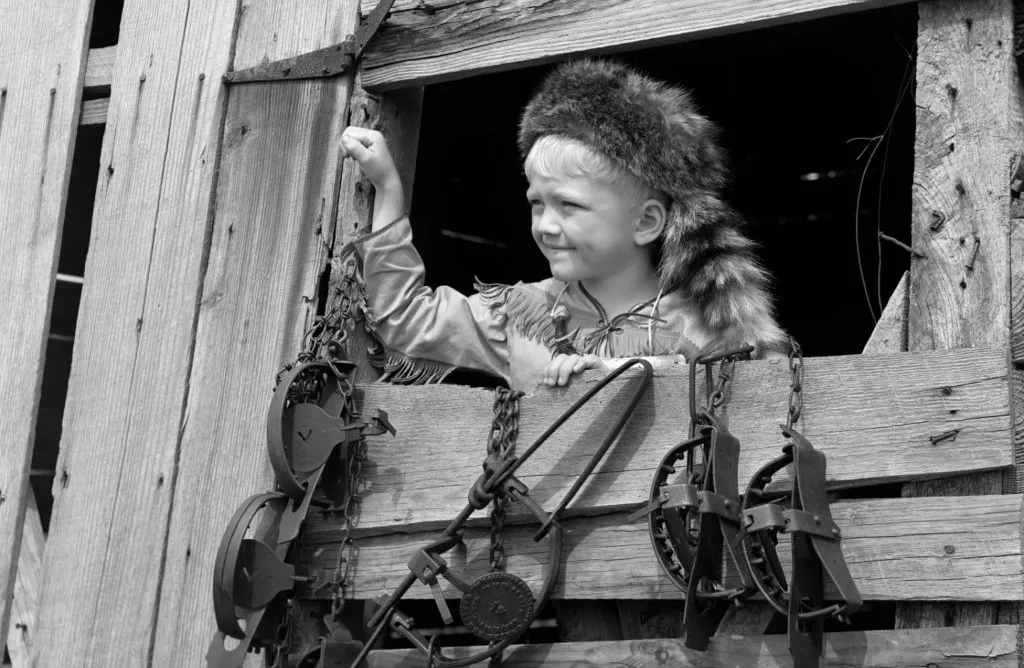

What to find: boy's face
left=526, top=167, right=646, bottom=286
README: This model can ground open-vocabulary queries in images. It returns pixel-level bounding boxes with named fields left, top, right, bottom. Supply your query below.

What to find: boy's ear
left=634, top=198, right=667, bottom=246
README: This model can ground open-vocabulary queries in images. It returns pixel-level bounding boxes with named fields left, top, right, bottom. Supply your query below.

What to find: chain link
left=288, top=254, right=371, bottom=628
left=708, top=355, right=738, bottom=414
left=269, top=597, right=295, bottom=668
left=786, top=337, right=804, bottom=430
left=487, top=388, right=524, bottom=573
left=484, top=388, right=524, bottom=668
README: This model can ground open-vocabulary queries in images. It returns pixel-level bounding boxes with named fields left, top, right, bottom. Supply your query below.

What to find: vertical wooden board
left=333, top=83, right=424, bottom=381
left=909, top=0, right=1018, bottom=350
left=900, top=0, right=1024, bottom=629
left=1011, top=217, right=1023, bottom=494
left=30, top=0, right=240, bottom=663
left=6, top=492, right=44, bottom=666
left=0, top=0, right=93, bottom=651
left=151, top=1, right=361, bottom=664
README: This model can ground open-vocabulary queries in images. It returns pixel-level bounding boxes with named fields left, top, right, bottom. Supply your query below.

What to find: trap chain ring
left=459, top=572, right=535, bottom=642
left=740, top=444, right=850, bottom=622
left=647, top=436, right=706, bottom=592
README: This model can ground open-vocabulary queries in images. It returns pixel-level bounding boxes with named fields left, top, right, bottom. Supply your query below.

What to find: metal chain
left=707, top=355, right=739, bottom=415
left=487, top=388, right=524, bottom=573
left=786, top=337, right=804, bottom=430
left=270, top=597, right=295, bottom=668
left=285, top=254, right=370, bottom=631
left=486, top=388, right=523, bottom=668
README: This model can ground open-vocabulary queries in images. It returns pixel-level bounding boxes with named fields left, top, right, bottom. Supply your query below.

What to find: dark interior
left=410, top=5, right=918, bottom=363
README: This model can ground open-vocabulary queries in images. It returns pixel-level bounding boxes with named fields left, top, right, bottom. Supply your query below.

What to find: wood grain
left=364, top=624, right=1018, bottom=667
left=862, top=271, right=909, bottom=353
left=301, top=348, right=1010, bottom=535
left=908, top=0, right=1017, bottom=351
left=6, top=492, right=44, bottom=667
left=900, top=0, right=1024, bottom=630
left=83, top=46, right=114, bottom=94
left=150, top=1, right=363, bottom=664
left=79, top=98, right=108, bottom=126
left=1011, top=219, right=1024, bottom=495
left=357, top=0, right=918, bottom=90
left=29, top=0, right=241, bottom=663
left=302, top=495, right=1024, bottom=601
left=0, top=0, right=92, bottom=652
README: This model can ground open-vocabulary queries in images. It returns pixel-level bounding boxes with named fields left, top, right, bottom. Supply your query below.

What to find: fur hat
left=519, top=58, right=786, bottom=354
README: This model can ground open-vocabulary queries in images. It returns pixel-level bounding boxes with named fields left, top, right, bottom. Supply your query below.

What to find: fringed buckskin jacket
left=354, top=217, right=743, bottom=391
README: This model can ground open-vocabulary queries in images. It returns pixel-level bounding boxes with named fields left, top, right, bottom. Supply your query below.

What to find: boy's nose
left=535, top=208, right=561, bottom=235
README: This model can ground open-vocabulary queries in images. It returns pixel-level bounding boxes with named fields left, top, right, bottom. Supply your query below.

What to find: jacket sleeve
left=353, top=216, right=510, bottom=381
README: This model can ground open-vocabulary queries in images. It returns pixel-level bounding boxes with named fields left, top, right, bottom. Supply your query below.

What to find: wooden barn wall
left=18, top=0, right=364, bottom=663
left=151, top=0, right=360, bottom=664
left=0, top=0, right=95, bottom=654
left=28, top=0, right=242, bottom=662
left=899, top=0, right=1024, bottom=629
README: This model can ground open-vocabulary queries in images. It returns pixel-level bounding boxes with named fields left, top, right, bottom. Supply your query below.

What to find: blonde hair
left=524, top=135, right=664, bottom=208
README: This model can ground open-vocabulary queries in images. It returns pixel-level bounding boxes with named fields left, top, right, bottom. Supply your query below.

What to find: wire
left=849, top=39, right=915, bottom=325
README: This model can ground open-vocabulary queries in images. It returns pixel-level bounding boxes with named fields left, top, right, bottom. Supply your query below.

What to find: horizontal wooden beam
left=365, top=624, right=1019, bottom=667
left=83, top=46, right=114, bottom=93
left=80, top=98, right=108, bottom=126
left=79, top=47, right=115, bottom=126
left=358, top=0, right=918, bottom=90
left=302, top=494, right=1023, bottom=602
left=316, top=348, right=1010, bottom=535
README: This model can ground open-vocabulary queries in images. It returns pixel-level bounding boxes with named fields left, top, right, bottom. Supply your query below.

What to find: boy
left=341, top=59, right=786, bottom=391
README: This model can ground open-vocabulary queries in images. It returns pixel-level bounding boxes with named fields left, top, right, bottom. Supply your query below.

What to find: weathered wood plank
left=6, top=492, right=44, bottom=667
left=365, top=624, right=1019, bottom=667
left=357, top=0, right=919, bottom=90
left=863, top=271, right=909, bottom=353
left=899, top=0, right=1024, bottom=630
left=303, top=495, right=1024, bottom=601
left=30, top=0, right=240, bottom=663
left=79, top=98, right=108, bottom=126
left=150, top=0, right=363, bottom=664
left=1011, top=217, right=1024, bottom=494
left=301, top=348, right=1010, bottom=534
left=333, top=82, right=424, bottom=382
left=908, top=0, right=1017, bottom=351
left=83, top=46, right=114, bottom=94
left=0, top=0, right=93, bottom=652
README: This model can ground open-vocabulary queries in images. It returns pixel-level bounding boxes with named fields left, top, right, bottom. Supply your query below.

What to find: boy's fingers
left=340, top=135, right=371, bottom=161
left=557, top=355, right=581, bottom=386
left=343, top=126, right=381, bottom=148
left=544, top=354, right=567, bottom=386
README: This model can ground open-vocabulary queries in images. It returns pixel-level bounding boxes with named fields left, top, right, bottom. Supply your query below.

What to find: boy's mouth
left=542, top=242, right=575, bottom=251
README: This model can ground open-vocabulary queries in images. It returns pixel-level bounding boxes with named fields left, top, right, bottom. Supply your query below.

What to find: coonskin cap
left=518, top=59, right=787, bottom=354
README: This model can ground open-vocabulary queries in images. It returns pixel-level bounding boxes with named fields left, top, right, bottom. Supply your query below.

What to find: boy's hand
left=544, top=354, right=605, bottom=387
left=340, top=127, right=401, bottom=190
left=341, top=126, right=404, bottom=230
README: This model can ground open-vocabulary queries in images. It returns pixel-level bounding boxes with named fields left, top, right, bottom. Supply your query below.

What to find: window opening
left=410, top=4, right=917, bottom=358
